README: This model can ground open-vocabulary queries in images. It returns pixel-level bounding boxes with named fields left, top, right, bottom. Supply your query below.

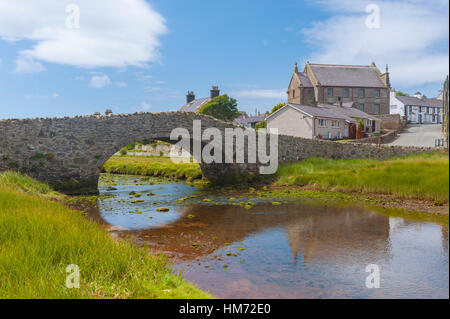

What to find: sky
left=0, top=0, right=448, bottom=119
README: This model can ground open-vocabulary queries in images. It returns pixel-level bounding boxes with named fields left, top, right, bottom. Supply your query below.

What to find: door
left=372, top=120, right=376, bottom=132
left=349, top=123, right=356, bottom=139
left=419, top=114, right=422, bottom=124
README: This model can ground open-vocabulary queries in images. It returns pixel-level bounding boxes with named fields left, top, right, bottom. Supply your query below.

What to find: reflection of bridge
left=0, top=112, right=435, bottom=194
left=118, top=203, right=391, bottom=264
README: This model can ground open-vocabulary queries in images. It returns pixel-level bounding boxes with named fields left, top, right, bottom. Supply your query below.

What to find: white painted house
left=266, top=103, right=380, bottom=139
left=390, top=90, right=443, bottom=124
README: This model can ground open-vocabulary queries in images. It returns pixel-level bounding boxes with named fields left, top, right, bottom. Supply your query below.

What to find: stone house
left=287, top=62, right=391, bottom=115
left=390, top=91, right=443, bottom=124
left=179, top=86, right=220, bottom=112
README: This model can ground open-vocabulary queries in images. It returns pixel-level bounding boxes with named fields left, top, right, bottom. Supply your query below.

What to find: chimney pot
left=210, top=86, right=220, bottom=99
left=186, top=91, right=195, bottom=103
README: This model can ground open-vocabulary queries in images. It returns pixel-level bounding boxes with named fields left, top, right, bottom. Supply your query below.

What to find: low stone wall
left=348, top=130, right=398, bottom=144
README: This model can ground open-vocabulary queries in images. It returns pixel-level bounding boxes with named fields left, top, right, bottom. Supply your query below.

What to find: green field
left=275, top=153, right=449, bottom=202
left=103, top=156, right=202, bottom=181
left=0, top=171, right=211, bottom=299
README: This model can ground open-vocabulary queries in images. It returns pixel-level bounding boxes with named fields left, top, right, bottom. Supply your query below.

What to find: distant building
left=287, top=62, right=391, bottom=115
left=390, top=90, right=443, bottom=124
left=234, top=113, right=267, bottom=129
left=179, top=86, right=220, bottom=112
left=266, top=102, right=380, bottom=140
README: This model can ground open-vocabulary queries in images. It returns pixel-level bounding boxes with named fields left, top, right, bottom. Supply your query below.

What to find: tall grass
left=275, top=153, right=449, bottom=202
left=103, top=156, right=202, bottom=180
left=0, top=171, right=211, bottom=299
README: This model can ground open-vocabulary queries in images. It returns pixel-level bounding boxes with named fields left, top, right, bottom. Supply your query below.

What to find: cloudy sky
left=0, top=0, right=448, bottom=119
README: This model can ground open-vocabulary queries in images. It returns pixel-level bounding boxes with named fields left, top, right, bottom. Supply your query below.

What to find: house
left=266, top=103, right=358, bottom=139
left=390, top=90, right=443, bottom=124
left=179, top=86, right=220, bottom=112
left=234, top=112, right=267, bottom=129
left=287, top=62, right=391, bottom=115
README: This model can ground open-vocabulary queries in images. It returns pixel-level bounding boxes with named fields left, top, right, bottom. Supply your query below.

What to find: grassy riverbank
left=103, top=156, right=202, bottom=181
left=275, top=153, right=449, bottom=203
left=0, top=171, right=211, bottom=299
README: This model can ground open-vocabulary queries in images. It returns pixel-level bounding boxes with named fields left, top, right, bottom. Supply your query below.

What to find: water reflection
left=97, top=174, right=449, bottom=299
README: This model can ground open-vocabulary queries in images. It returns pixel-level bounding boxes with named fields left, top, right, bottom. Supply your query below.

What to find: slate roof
left=395, top=95, right=443, bottom=108
left=234, top=114, right=266, bottom=124
left=267, top=103, right=358, bottom=123
left=324, top=103, right=379, bottom=121
left=309, top=64, right=386, bottom=88
left=179, top=97, right=212, bottom=112
left=297, top=72, right=313, bottom=87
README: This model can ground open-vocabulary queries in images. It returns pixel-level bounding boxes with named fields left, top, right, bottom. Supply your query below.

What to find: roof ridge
left=310, top=63, right=371, bottom=68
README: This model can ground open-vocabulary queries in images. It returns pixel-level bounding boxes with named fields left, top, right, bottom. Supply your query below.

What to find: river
left=93, top=173, right=449, bottom=299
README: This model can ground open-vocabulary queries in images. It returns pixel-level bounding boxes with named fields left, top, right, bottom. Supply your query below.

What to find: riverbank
left=103, top=156, right=202, bottom=181
left=101, top=153, right=449, bottom=215
left=0, top=171, right=211, bottom=299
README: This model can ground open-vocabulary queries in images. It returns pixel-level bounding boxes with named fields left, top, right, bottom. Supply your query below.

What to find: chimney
left=186, top=91, right=195, bottom=103
left=210, top=86, right=220, bottom=99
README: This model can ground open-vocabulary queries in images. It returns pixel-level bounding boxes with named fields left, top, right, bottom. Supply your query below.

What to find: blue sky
left=0, top=0, right=448, bottom=119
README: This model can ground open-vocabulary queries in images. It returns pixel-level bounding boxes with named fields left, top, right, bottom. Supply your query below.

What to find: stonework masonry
left=0, top=112, right=441, bottom=194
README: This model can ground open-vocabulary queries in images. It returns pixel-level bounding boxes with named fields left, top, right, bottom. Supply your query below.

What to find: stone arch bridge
left=0, top=112, right=435, bottom=194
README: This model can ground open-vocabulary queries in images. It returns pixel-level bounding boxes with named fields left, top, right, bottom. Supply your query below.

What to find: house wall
left=390, top=92, right=406, bottom=116
left=266, top=107, right=314, bottom=139
left=314, top=118, right=349, bottom=139
left=321, top=87, right=390, bottom=115
left=406, top=105, right=443, bottom=124
left=287, top=75, right=301, bottom=104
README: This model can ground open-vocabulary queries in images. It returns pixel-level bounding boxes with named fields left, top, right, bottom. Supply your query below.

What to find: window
left=343, top=88, right=349, bottom=98
left=318, top=119, right=327, bottom=127
left=308, top=89, right=313, bottom=97
left=374, top=104, right=380, bottom=114
left=331, top=120, right=340, bottom=128
left=327, top=88, right=333, bottom=97
left=359, top=89, right=365, bottom=98
left=427, top=107, right=430, bottom=114
left=359, top=103, right=364, bottom=111
left=375, top=89, right=380, bottom=98
left=292, top=89, right=295, bottom=98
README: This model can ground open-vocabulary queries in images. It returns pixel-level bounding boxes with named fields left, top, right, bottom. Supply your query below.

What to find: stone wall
left=0, top=112, right=442, bottom=194
left=347, top=130, right=398, bottom=144
left=375, top=114, right=406, bottom=130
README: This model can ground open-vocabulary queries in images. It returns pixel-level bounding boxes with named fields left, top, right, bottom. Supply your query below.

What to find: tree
left=197, top=95, right=240, bottom=122
left=396, top=91, right=410, bottom=97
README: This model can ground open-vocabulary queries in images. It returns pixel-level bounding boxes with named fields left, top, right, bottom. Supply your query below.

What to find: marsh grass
left=103, top=156, right=202, bottom=181
left=275, top=153, right=449, bottom=202
left=0, top=171, right=211, bottom=299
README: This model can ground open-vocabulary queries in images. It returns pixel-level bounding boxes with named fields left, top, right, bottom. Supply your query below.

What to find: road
left=388, top=124, right=444, bottom=147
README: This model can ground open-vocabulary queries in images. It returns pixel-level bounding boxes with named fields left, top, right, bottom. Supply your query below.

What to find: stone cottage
left=287, top=62, right=391, bottom=115
left=179, top=86, right=220, bottom=112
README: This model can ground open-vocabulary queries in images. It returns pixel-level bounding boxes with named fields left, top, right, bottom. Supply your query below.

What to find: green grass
left=103, top=156, right=202, bottom=181
left=275, top=153, right=449, bottom=202
left=0, top=171, right=211, bottom=299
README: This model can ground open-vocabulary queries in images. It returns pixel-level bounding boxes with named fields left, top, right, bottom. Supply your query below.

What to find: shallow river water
left=95, top=174, right=449, bottom=299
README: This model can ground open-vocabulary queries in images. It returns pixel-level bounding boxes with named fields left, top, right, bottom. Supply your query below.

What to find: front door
left=349, top=123, right=356, bottom=139
left=419, top=114, right=422, bottom=124
left=372, top=120, right=376, bottom=132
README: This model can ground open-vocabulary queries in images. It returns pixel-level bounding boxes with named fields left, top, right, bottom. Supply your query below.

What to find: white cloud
left=0, top=0, right=167, bottom=69
left=14, top=57, right=46, bottom=73
left=234, top=89, right=286, bottom=99
left=301, top=0, right=449, bottom=87
left=89, top=75, right=111, bottom=88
